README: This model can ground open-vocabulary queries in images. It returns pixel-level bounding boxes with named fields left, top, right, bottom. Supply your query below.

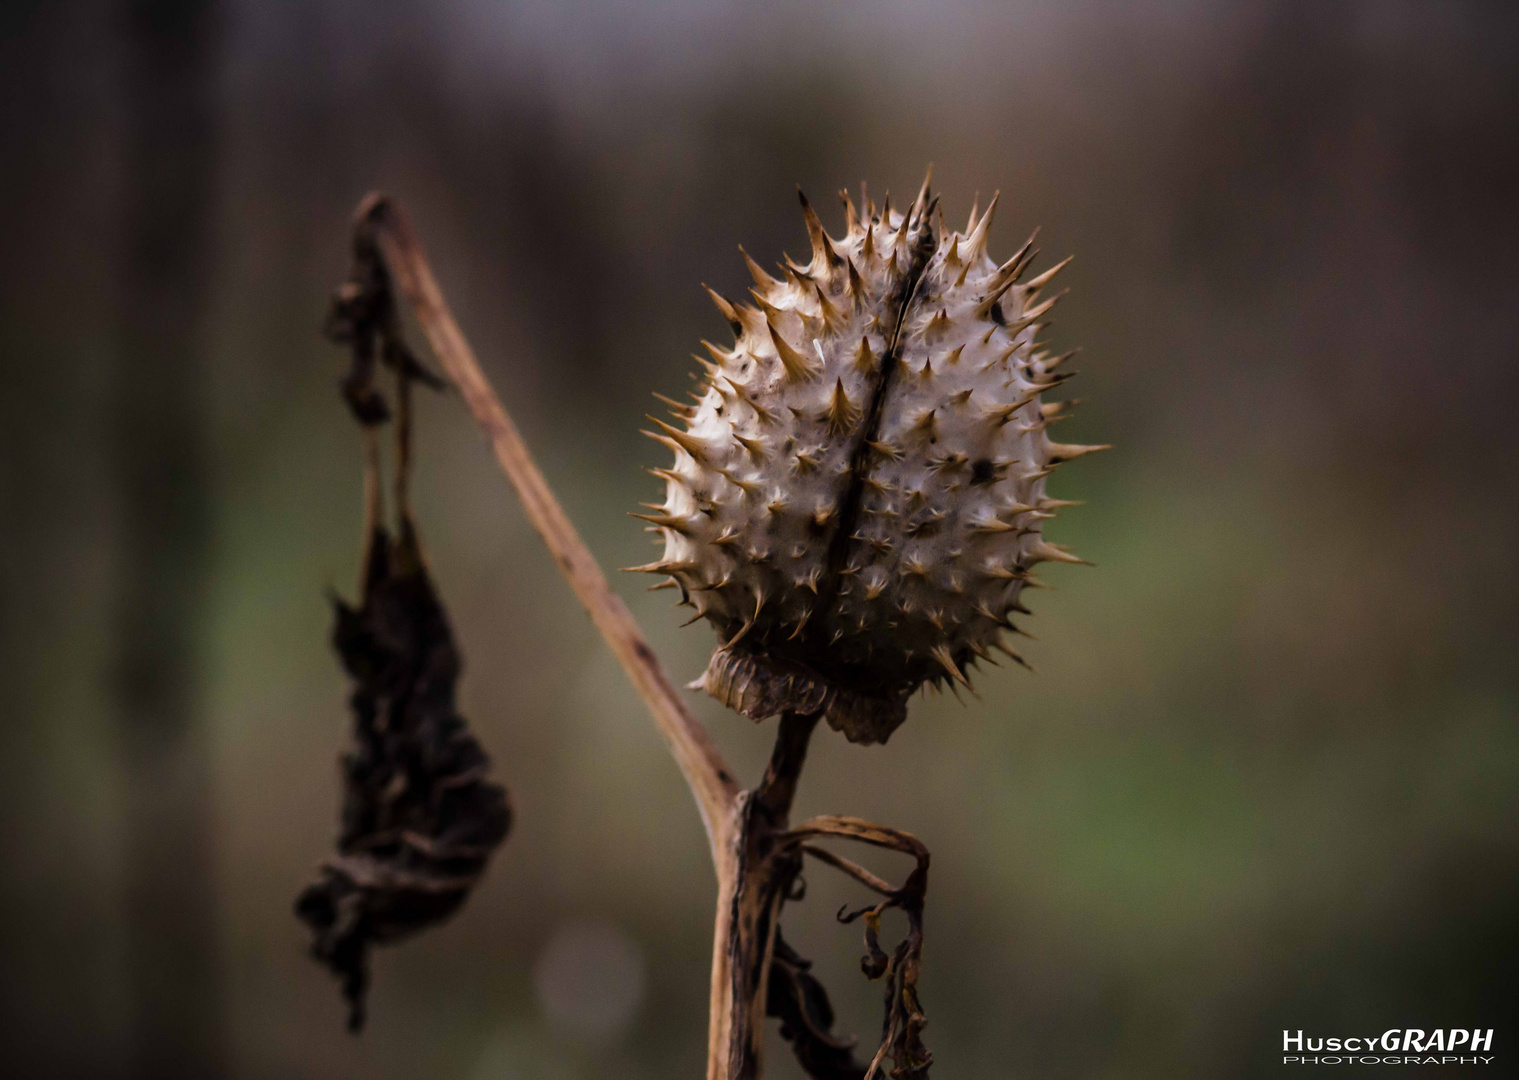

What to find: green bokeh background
left=3, top=2, right=1516, bottom=1077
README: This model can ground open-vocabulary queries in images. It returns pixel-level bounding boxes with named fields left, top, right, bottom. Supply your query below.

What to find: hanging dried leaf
left=295, top=516, right=511, bottom=1031
left=297, top=218, right=510, bottom=1033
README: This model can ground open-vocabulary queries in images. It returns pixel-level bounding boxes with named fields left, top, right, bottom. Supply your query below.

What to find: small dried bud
left=639, top=178, right=1101, bottom=743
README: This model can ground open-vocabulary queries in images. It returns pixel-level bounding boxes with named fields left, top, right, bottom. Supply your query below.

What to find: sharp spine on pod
left=636, top=171, right=1103, bottom=745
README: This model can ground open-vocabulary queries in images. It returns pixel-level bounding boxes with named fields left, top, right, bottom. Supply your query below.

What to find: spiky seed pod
left=638, top=177, right=1103, bottom=744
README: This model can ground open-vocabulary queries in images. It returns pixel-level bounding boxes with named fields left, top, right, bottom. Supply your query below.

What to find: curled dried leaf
left=789, top=817, right=933, bottom=1079
left=294, top=516, right=511, bottom=1031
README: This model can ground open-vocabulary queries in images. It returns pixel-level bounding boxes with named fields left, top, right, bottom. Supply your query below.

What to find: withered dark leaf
left=324, top=230, right=444, bottom=428
left=295, top=516, right=511, bottom=1032
left=767, top=929, right=868, bottom=1080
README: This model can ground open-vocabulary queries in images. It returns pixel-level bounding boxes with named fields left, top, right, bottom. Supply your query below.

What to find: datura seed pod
left=637, top=175, right=1104, bottom=744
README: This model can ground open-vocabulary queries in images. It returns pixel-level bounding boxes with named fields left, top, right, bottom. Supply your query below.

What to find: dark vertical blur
left=113, top=0, right=224, bottom=1076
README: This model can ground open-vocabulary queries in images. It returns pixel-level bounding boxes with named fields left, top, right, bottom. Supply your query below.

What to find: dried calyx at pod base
left=637, top=174, right=1105, bottom=744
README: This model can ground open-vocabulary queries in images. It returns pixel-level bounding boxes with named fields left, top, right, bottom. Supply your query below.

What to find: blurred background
left=3, top=1, right=1517, bottom=1077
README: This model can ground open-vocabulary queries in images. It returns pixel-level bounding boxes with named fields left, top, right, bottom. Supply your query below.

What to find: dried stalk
left=345, top=194, right=932, bottom=1080
left=350, top=194, right=740, bottom=854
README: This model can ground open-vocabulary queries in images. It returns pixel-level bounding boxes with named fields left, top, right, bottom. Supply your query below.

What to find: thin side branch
left=349, top=192, right=740, bottom=857
left=785, top=816, right=930, bottom=863
left=799, top=845, right=897, bottom=897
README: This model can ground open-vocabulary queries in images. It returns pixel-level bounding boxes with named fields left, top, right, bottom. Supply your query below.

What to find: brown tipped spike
left=702, top=284, right=741, bottom=330
left=738, top=245, right=781, bottom=292
left=921, top=193, right=941, bottom=232
left=839, top=188, right=859, bottom=234
left=629, top=511, right=693, bottom=535
left=823, top=377, right=858, bottom=435
left=652, top=392, right=694, bottom=418
left=986, top=390, right=1041, bottom=426
left=810, top=277, right=843, bottom=327
left=621, top=559, right=694, bottom=574
left=1040, top=349, right=1080, bottom=374
left=964, top=193, right=980, bottom=233
left=975, top=244, right=1040, bottom=321
left=845, top=257, right=865, bottom=302
left=976, top=279, right=1021, bottom=320
left=749, top=290, right=784, bottom=322
left=797, top=187, right=842, bottom=268
left=1028, top=540, right=1094, bottom=566
left=966, top=191, right=1000, bottom=258
left=730, top=384, right=777, bottom=426
left=765, top=318, right=817, bottom=382
left=910, top=163, right=933, bottom=223
left=1046, top=441, right=1112, bottom=463
left=700, top=339, right=735, bottom=366
left=852, top=336, right=876, bottom=375
left=645, top=416, right=709, bottom=462
left=893, top=207, right=911, bottom=249
left=931, top=644, right=972, bottom=688
left=642, top=429, right=686, bottom=460
left=992, top=638, right=1035, bottom=671
left=1025, top=255, right=1073, bottom=293
left=909, top=187, right=936, bottom=237
left=985, top=229, right=1039, bottom=290
left=1000, top=236, right=1041, bottom=284
left=1020, top=292, right=1063, bottom=323
left=733, top=432, right=767, bottom=460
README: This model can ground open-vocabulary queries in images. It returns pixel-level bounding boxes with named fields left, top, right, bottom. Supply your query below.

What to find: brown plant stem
left=713, top=711, right=820, bottom=1079
left=349, top=193, right=740, bottom=854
